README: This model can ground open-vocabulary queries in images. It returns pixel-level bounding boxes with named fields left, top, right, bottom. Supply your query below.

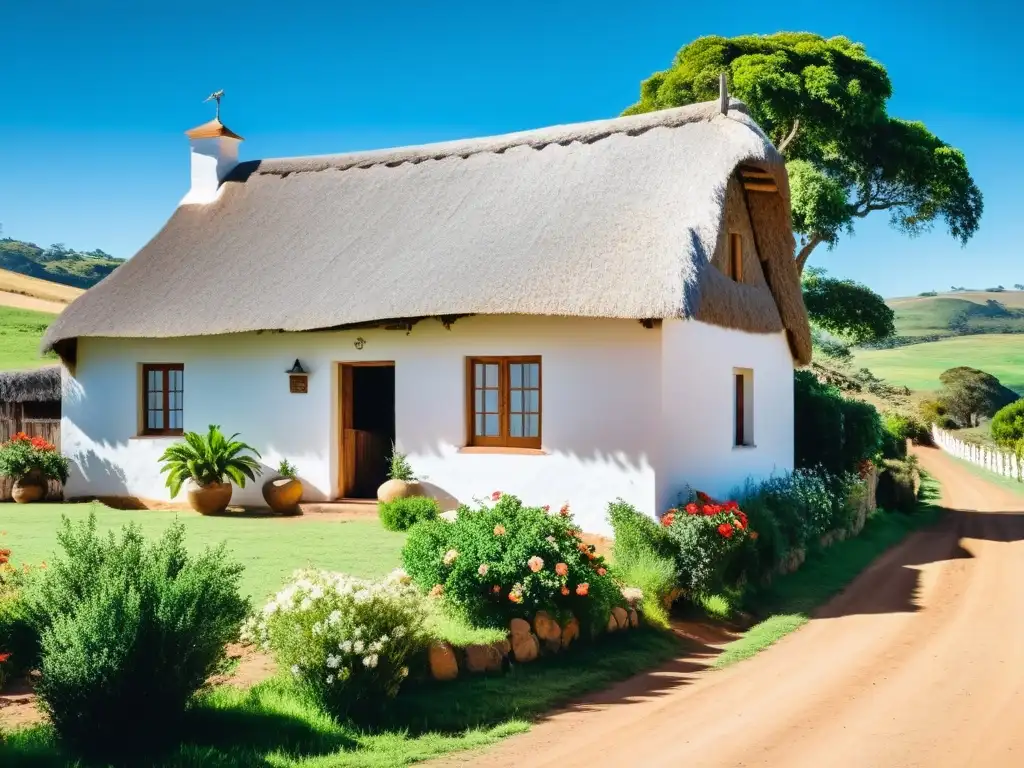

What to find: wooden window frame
left=465, top=356, right=542, bottom=449
left=733, top=368, right=754, bottom=447
left=141, top=363, right=184, bottom=436
left=729, top=232, right=744, bottom=282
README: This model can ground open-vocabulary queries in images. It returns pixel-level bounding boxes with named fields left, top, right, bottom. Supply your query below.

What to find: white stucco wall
left=657, top=318, right=795, bottom=512
left=62, top=315, right=794, bottom=535
left=63, top=317, right=661, bottom=535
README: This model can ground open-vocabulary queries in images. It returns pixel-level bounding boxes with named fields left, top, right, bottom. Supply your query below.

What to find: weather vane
left=203, top=89, right=225, bottom=120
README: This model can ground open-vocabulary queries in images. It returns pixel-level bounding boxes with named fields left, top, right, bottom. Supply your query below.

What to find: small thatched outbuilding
left=0, top=366, right=62, bottom=438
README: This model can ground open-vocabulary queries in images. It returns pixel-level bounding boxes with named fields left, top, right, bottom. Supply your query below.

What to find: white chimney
left=181, top=94, right=243, bottom=205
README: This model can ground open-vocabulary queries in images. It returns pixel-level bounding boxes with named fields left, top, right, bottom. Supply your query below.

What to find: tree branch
left=777, top=119, right=800, bottom=155
left=795, top=233, right=824, bottom=273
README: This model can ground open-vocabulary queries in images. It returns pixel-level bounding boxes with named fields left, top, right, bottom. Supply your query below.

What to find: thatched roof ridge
left=0, top=366, right=62, bottom=403
left=43, top=99, right=811, bottom=363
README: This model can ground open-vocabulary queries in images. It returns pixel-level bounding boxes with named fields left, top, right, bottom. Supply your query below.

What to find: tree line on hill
left=0, top=232, right=123, bottom=290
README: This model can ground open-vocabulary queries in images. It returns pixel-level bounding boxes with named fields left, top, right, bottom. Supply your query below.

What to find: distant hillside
left=870, top=290, right=1024, bottom=347
left=0, top=267, right=83, bottom=314
left=0, top=237, right=123, bottom=290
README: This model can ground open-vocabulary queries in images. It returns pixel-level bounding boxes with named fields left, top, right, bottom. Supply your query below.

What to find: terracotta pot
left=186, top=481, right=233, bottom=515
left=263, top=476, right=303, bottom=514
left=12, top=471, right=46, bottom=504
left=377, top=478, right=424, bottom=503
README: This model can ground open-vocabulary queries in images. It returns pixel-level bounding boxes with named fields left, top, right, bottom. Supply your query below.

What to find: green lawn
left=2, top=502, right=406, bottom=603
left=887, top=290, right=1024, bottom=337
left=0, top=305, right=57, bottom=371
left=713, top=476, right=943, bottom=668
left=853, top=334, right=1024, bottom=394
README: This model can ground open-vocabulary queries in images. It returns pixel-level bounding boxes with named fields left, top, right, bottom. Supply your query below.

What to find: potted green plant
left=158, top=425, right=262, bottom=515
left=262, top=459, right=303, bottom=514
left=0, top=432, right=70, bottom=503
left=376, top=445, right=423, bottom=503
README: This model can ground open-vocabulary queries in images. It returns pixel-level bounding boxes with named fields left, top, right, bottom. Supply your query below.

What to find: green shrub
left=991, top=399, right=1024, bottom=451
left=242, top=569, right=428, bottom=721
left=25, top=514, right=249, bottom=755
left=662, top=496, right=750, bottom=597
left=606, top=501, right=678, bottom=628
left=402, top=494, right=624, bottom=634
left=877, top=458, right=919, bottom=513
left=387, top=445, right=416, bottom=481
left=734, top=469, right=864, bottom=581
left=0, top=554, right=38, bottom=682
left=919, top=399, right=956, bottom=430
left=881, top=412, right=930, bottom=459
left=794, top=370, right=883, bottom=475
left=378, top=496, right=440, bottom=532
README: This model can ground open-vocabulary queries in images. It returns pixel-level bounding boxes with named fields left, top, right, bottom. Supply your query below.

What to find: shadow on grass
left=0, top=630, right=690, bottom=767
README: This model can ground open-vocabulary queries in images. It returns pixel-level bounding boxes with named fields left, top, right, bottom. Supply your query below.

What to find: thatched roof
left=43, top=99, right=811, bottom=363
left=0, top=366, right=61, bottom=403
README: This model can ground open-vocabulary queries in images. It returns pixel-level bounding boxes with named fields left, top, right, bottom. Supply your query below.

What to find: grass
left=887, top=290, right=1024, bottom=338
left=2, top=502, right=407, bottom=603
left=853, top=334, right=1024, bottom=395
left=712, top=475, right=943, bottom=668
left=0, top=305, right=58, bottom=370
left=0, top=630, right=682, bottom=766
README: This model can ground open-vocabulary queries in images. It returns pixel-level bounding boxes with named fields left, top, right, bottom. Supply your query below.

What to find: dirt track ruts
left=437, top=445, right=1024, bottom=768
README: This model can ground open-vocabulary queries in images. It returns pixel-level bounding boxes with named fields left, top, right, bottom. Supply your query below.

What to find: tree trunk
left=795, top=235, right=824, bottom=273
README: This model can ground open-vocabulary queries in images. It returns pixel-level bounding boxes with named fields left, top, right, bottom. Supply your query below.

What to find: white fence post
left=930, top=424, right=1023, bottom=485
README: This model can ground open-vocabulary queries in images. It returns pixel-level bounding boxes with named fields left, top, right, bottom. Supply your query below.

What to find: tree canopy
left=991, top=399, right=1024, bottom=451
left=934, top=367, right=1018, bottom=427
left=624, top=33, right=983, bottom=271
left=802, top=267, right=894, bottom=343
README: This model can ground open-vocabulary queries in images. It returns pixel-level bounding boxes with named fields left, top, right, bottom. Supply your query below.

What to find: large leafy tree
left=802, top=267, right=895, bottom=343
left=934, top=367, right=1018, bottom=427
left=624, top=33, right=983, bottom=272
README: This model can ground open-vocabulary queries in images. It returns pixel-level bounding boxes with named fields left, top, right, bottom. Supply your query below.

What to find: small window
left=466, top=357, right=541, bottom=448
left=142, top=364, right=184, bottom=436
left=734, top=368, right=753, bottom=447
left=728, top=232, right=743, bottom=282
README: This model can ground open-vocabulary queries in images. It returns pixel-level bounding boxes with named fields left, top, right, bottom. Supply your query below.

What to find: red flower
left=750, top=531, right=759, bottom=541
left=542, top=505, right=550, bottom=512
left=492, top=585, right=501, bottom=594
left=661, top=512, right=676, bottom=527
left=559, top=503, right=571, bottom=517
left=736, top=511, right=748, bottom=527
left=717, top=523, right=734, bottom=538
left=560, top=586, right=570, bottom=596
left=733, top=521, right=743, bottom=531
left=491, top=491, right=502, bottom=501
left=685, top=503, right=699, bottom=515
left=0, top=652, right=10, bottom=664
left=577, top=542, right=589, bottom=554
left=724, top=500, right=740, bottom=512
left=702, top=505, right=716, bottom=516
left=576, top=583, right=589, bottom=596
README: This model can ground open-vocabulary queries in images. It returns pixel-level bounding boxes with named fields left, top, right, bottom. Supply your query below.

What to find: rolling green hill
left=0, top=305, right=59, bottom=370
left=0, top=237, right=123, bottom=290
left=886, top=290, right=1024, bottom=338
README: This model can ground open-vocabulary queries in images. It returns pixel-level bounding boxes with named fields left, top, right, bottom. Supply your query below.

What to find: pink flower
left=542, top=505, right=550, bottom=512
left=429, top=584, right=444, bottom=598
left=491, top=491, right=502, bottom=501
left=478, top=563, right=489, bottom=576
left=597, top=567, right=607, bottom=576
left=528, top=556, right=544, bottom=573
left=576, top=583, right=589, bottom=596
left=494, top=524, right=506, bottom=536
left=443, top=549, right=459, bottom=565
left=559, top=503, right=570, bottom=517
left=555, top=562, right=569, bottom=576
left=560, top=586, right=570, bottom=596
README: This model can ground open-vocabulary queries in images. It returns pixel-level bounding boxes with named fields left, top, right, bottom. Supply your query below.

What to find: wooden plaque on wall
left=289, top=374, right=308, bottom=394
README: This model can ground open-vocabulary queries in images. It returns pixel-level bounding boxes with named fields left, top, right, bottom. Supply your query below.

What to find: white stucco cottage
left=43, top=95, right=811, bottom=535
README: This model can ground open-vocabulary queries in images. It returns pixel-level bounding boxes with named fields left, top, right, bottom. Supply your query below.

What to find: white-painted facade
left=61, top=315, right=793, bottom=535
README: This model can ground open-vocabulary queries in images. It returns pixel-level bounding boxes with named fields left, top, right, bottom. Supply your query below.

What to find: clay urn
left=263, top=476, right=303, bottom=514
left=11, top=470, right=46, bottom=504
left=186, top=480, right=233, bottom=515
left=377, top=478, right=424, bottom=503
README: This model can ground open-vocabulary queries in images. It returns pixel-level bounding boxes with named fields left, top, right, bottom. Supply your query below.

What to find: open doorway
left=338, top=363, right=395, bottom=499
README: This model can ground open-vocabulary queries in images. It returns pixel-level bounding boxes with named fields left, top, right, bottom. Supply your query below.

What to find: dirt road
left=443, top=446, right=1024, bottom=768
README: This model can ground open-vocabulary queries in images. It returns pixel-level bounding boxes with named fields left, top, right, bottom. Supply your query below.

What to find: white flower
left=326, top=654, right=341, bottom=669
left=369, top=640, right=383, bottom=653
left=379, top=634, right=390, bottom=644
left=291, top=665, right=301, bottom=678
left=328, top=610, right=342, bottom=625
left=339, top=640, right=353, bottom=653
left=353, top=640, right=365, bottom=654
left=363, top=654, right=379, bottom=669
left=326, top=674, right=334, bottom=684
left=394, top=626, right=406, bottom=639
left=400, top=666, right=409, bottom=678
left=299, top=597, right=313, bottom=611
left=312, top=622, right=323, bottom=635
left=353, top=626, right=363, bottom=638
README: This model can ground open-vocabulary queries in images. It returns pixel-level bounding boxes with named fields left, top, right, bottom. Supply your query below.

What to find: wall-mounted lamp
left=286, top=359, right=309, bottom=393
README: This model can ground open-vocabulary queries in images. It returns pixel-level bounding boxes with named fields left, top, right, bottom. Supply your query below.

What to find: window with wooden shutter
left=142, top=364, right=184, bottom=436
left=734, top=368, right=753, bottom=447
left=466, top=357, right=541, bottom=448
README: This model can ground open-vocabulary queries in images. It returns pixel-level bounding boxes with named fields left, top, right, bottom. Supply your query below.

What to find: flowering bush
left=242, top=568, right=428, bottom=720
left=402, top=493, right=624, bottom=633
left=0, top=432, right=69, bottom=483
left=0, top=537, right=37, bottom=686
left=662, top=493, right=751, bottom=596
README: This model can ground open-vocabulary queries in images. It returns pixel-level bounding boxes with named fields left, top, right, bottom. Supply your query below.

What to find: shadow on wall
left=417, top=481, right=460, bottom=512
left=72, top=449, right=130, bottom=497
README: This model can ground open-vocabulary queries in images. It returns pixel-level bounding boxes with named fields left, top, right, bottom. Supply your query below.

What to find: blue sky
left=1, top=0, right=1020, bottom=298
